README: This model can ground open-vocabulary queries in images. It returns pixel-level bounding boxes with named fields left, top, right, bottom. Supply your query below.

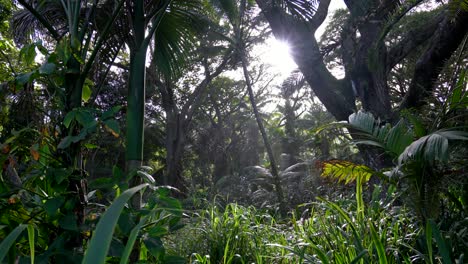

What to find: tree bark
left=256, top=0, right=355, bottom=121
left=256, top=0, right=468, bottom=121
left=154, top=54, right=232, bottom=193
left=400, top=9, right=468, bottom=109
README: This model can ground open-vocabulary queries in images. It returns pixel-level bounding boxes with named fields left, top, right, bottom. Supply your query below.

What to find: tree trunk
left=163, top=110, right=187, bottom=193
left=281, top=99, right=299, bottom=167
left=126, top=49, right=146, bottom=169
left=241, top=55, right=287, bottom=216
left=256, top=0, right=468, bottom=120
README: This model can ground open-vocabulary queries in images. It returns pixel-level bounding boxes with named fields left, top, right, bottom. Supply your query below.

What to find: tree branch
left=309, top=0, right=331, bottom=29
left=386, top=11, right=444, bottom=70
left=182, top=51, right=232, bottom=122
left=17, top=0, right=61, bottom=41
left=400, top=10, right=468, bottom=109
left=256, top=0, right=355, bottom=120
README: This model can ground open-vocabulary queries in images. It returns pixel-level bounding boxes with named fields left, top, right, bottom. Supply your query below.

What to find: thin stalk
left=240, top=55, right=287, bottom=216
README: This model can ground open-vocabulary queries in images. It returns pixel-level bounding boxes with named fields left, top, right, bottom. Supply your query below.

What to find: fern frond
left=320, top=160, right=374, bottom=184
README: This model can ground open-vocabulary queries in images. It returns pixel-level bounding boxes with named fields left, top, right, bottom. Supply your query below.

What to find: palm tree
left=211, top=0, right=287, bottom=215
left=123, top=0, right=200, bottom=175
left=324, top=111, right=468, bottom=222
left=15, top=0, right=125, bottom=111
left=12, top=0, right=126, bottom=253
left=14, top=0, right=202, bottom=185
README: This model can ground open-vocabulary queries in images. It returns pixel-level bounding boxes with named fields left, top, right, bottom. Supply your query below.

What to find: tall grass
left=165, top=183, right=461, bottom=263
left=167, top=203, right=298, bottom=263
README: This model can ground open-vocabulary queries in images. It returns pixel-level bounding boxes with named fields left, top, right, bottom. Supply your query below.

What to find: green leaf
left=37, top=44, right=49, bottom=55
left=385, top=120, right=413, bottom=156
left=143, top=237, right=165, bottom=259
left=0, top=224, right=27, bottom=263
left=88, top=178, right=115, bottom=190
left=137, top=170, right=155, bottom=185
left=437, top=130, right=468, bottom=141
left=113, top=165, right=124, bottom=179
left=321, top=160, right=374, bottom=184
left=39, top=63, right=56, bottom=75
left=349, top=111, right=377, bottom=135
left=402, top=111, right=426, bottom=138
left=27, top=225, right=35, bottom=264
left=309, top=244, right=330, bottom=264
left=57, top=136, right=73, bottom=149
left=104, top=119, right=120, bottom=137
left=82, top=83, right=92, bottom=103
left=148, top=226, right=168, bottom=237
left=349, top=250, right=368, bottom=264
left=449, top=69, right=467, bottom=110
left=56, top=40, right=71, bottom=63
left=59, top=213, right=78, bottom=231
left=54, top=168, right=72, bottom=184
left=370, top=223, right=387, bottom=264
left=16, top=72, right=33, bottom=85
left=84, top=143, right=98, bottom=149
left=82, top=184, right=148, bottom=264
left=119, top=215, right=150, bottom=264
left=75, top=110, right=95, bottom=127
left=429, top=220, right=451, bottom=264
left=426, top=220, right=434, bottom=264
left=63, top=111, right=76, bottom=128
left=44, top=197, right=65, bottom=216
left=109, top=239, right=125, bottom=257
left=117, top=211, right=135, bottom=236
left=20, top=44, right=37, bottom=65
left=101, top=106, right=122, bottom=120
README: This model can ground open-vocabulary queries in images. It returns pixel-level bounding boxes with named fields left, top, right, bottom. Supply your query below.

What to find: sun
left=261, top=38, right=297, bottom=76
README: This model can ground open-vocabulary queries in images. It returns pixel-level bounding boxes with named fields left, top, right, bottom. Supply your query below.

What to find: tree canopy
left=0, top=0, right=467, bottom=263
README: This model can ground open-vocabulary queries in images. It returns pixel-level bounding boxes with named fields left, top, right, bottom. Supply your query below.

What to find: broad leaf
left=0, top=225, right=27, bottom=262
left=82, top=184, right=148, bottom=264
left=39, top=62, right=56, bottom=74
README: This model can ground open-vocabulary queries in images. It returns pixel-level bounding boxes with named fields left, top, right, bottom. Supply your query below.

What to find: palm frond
left=152, top=0, right=202, bottom=79
left=398, top=130, right=468, bottom=165
left=210, top=0, right=239, bottom=25
left=12, top=0, right=66, bottom=44
left=349, top=111, right=414, bottom=157
left=273, top=0, right=319, bottom=21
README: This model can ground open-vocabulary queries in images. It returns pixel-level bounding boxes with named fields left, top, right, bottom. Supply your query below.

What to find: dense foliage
left=0, top=0, right=467, bottom=263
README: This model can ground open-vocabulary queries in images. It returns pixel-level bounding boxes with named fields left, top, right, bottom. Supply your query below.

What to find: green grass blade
left=0, top=224, right=27, bottom=262
left=119, top=215, right=150, bottom=264
left=310, top=244, right=330, bottom=264
left=350, top=250, right=368, bottom=264
left=356, top=174, right=364, bottom=222
left=27, top=225, right=35, bottom=264
left=429, top=220, right=451, bottom=264
left=370, top=223, right=387, bottom=264
left=425, top=220, right=434, bottom=264
left=82, top=184, right=148, bottom=264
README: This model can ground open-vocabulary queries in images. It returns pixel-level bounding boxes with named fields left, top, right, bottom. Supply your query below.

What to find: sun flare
left=261, top=38, right=297, bottom=76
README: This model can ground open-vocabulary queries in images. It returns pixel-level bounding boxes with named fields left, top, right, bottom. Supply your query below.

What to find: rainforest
left=0, top=0, right=467, bottom=263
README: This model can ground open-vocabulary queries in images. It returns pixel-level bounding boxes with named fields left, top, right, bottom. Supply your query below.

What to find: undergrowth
left=164, top=184, right=455, bottom=264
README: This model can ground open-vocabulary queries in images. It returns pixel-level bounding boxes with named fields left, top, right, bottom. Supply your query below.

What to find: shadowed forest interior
left=0, top=0, right=467, bottom=263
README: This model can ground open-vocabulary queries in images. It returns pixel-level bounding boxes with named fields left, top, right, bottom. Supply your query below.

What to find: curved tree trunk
left=256, top=0, right=468, bottom=121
